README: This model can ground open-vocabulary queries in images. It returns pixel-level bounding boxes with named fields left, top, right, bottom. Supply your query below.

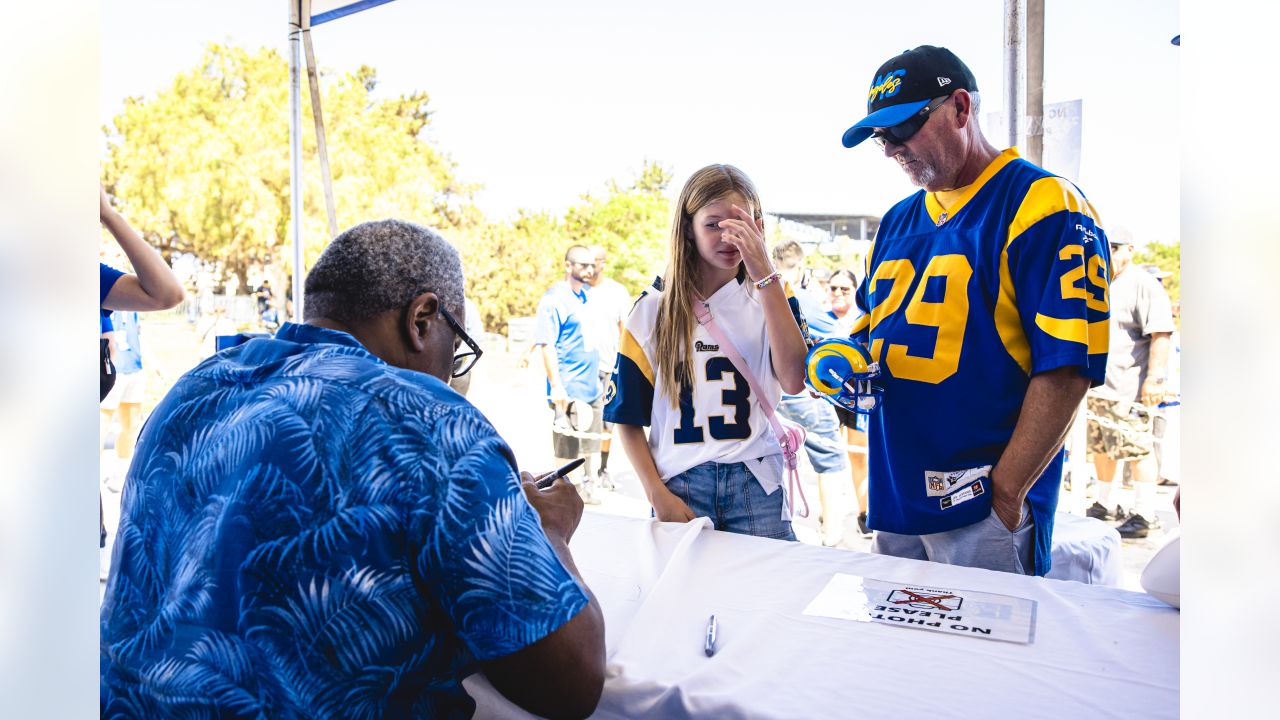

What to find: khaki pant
left=1086, top=396, right=1154, bottom=462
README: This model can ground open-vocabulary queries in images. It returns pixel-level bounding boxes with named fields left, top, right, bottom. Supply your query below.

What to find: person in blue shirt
left=100, top=310, right=150, bottom=494
left=839, top=46, right=1109, bottom=576
left=101, top=219, right=606, bottom=719
left=534, top=245, right=606, bottom=503
left=99, top=185, right=184, bottom=555
left=99, top=185, right=185, bottom=321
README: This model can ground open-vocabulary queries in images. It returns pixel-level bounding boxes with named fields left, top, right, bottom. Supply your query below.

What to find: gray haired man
left=102, top=219, right=605, bottom=719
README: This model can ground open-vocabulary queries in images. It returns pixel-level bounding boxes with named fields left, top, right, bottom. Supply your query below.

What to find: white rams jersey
left=603, top=275, right=809, bottom=483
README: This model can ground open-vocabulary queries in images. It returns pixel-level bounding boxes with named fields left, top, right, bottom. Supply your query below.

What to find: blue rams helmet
left=805, top=338, right=883, bottom=415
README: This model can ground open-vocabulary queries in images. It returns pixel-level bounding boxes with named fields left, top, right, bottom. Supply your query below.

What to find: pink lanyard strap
left=692, top=299, right=810, bottom=518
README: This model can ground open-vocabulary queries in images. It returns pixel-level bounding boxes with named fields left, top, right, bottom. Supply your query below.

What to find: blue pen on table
left=534, top=457, right=586, bottom=490
left=704, top=614, right=718, bottom=657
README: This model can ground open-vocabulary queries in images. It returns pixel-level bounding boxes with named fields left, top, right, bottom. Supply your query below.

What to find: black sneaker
left=1086, top=501, right=1123, bottom=521
left=1116, top=513, right=1162, bottom=539
left=856, top=512, right=872, bottom=537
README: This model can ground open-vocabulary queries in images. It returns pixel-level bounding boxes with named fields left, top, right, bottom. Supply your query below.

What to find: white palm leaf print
left=458, top=496, right=574, bottom=601
left=447, top=496, right=584, bottom=652
left=428, top=410, right=515, bottom=529
left=140, top=656, right=262, bottom=716
left=264, top=564, right=422, bottom=675
left=270, top=503, right=402, bottom=569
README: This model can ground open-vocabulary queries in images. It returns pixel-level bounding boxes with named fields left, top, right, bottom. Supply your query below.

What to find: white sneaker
left=820, top=519, right=844, bottom=547
left=576, top=481, right=601, bottom=506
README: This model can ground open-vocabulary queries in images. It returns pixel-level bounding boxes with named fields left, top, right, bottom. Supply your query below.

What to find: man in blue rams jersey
left=840, top=46, right=1110, bottom=575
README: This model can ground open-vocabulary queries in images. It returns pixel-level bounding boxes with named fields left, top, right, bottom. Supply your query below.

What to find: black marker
left=704, top=614, right=718, bottom=657
left=534, top=457, right=586, bottom=490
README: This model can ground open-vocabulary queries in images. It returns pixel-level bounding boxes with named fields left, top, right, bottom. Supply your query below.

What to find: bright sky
left=102, top=0, right=1180, bottom=244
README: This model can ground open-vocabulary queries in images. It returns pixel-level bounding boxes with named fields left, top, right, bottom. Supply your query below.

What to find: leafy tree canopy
left=104, top=43, right=675, bottom=332
left=460, top=161, right=673, bottom=333
left=103, top=43, right=477, bottom=290
left=1133, top=240, right=1180, bottom=303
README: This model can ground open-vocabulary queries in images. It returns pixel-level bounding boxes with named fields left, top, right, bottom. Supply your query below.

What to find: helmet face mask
left=804, top=339, right=884, bottom=416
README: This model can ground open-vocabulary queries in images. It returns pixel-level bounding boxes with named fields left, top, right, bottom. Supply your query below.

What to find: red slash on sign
left=888, top=588, right=963, bottom=611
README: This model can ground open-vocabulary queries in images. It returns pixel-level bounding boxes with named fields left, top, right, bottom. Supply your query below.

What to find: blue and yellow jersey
left=852, top=148, right=1110, bottom=575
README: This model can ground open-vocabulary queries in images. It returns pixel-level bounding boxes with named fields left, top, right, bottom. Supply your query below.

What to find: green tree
left=103, top=43, right=477, bottom=290
left=457, top=210, right=564, bottom=335
left=1133, top=240, right=1180, bottom=302
left=459, top=161, right=673, bottom=334
left=564, top=160, right=673, bottom=295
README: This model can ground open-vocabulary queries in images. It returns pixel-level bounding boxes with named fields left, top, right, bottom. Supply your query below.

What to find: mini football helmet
left=805, top=338, right=883, bottom=415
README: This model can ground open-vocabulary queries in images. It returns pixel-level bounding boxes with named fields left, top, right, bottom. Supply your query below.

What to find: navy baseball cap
left=841, top=45, right=978, bottom=148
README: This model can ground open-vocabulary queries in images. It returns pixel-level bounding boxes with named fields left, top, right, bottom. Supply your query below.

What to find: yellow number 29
left=867, top=254, right=974, bottom=384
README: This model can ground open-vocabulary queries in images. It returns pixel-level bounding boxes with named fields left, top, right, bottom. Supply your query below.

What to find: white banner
left=986, top=99, right=1082, bottom=183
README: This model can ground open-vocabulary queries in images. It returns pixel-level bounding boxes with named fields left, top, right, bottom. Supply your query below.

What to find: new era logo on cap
left=841, top=45, right=978, bottom=148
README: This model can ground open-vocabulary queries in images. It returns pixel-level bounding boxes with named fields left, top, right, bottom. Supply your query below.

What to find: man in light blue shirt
left=534, top=244, right=605, bottom=502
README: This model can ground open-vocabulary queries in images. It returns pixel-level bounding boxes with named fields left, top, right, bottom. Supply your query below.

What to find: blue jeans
left=778, top=394, right=848, bottom=474
left=664, top=461, right=797, bottom=541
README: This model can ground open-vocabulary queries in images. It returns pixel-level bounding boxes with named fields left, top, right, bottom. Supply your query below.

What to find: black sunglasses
left=438, top=304, right=483, bottom=378
left=872, top=94, right=953, bottom=149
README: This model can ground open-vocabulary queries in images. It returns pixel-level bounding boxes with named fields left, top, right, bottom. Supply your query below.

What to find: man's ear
left=953, top=90, right=973, bottom=128
left=404, top=291, right=439, bottom=353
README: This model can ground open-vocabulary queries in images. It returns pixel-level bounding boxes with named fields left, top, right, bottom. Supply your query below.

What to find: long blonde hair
left=654, top=164, right=763, bottom=406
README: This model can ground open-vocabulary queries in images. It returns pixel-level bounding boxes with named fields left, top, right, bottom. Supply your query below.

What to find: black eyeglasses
left=871, top=94, right=952, bottom=149
left=438, top=304, right=483, bottom=378
left=568, top=260, right=596, bottom=269
left=828, top=285, right=855, bottom=295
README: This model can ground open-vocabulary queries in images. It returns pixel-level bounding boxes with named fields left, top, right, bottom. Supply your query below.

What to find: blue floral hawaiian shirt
left=101, top=322, right=588, bottom=719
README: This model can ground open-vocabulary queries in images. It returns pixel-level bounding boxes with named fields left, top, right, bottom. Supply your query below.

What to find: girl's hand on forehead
left=718, top=203, right=771, bottom=278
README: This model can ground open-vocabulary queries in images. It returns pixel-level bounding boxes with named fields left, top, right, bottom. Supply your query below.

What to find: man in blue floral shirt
left=101, top=220, right=605, bottom=719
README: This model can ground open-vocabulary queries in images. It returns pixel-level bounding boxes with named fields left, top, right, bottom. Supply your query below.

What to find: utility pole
left=1026, top=0, right=1045, bottom=165
left=1003, top=0, right=1026, bottom=151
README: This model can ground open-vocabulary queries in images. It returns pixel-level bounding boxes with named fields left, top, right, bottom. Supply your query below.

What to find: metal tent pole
left=288, top=0, right=305, bottom=321
left=302, top=0, right=339, bottom=240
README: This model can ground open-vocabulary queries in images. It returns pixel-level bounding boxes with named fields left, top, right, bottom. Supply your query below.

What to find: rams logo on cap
left=868, top=69, right=906, bottom=103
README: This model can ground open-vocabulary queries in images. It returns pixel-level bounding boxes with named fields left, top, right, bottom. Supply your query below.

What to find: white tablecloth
left=466, top=514, right=1177, bottom=719
left=1047, top=511, right=1124, bottom=586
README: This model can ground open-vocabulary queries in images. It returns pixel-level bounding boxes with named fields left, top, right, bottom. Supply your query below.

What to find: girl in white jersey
left=603, top=165, right=809, bottom=539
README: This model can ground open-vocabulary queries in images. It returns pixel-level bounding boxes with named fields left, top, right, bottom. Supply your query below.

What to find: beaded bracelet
left=753, top=271, right=782, bottom=289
